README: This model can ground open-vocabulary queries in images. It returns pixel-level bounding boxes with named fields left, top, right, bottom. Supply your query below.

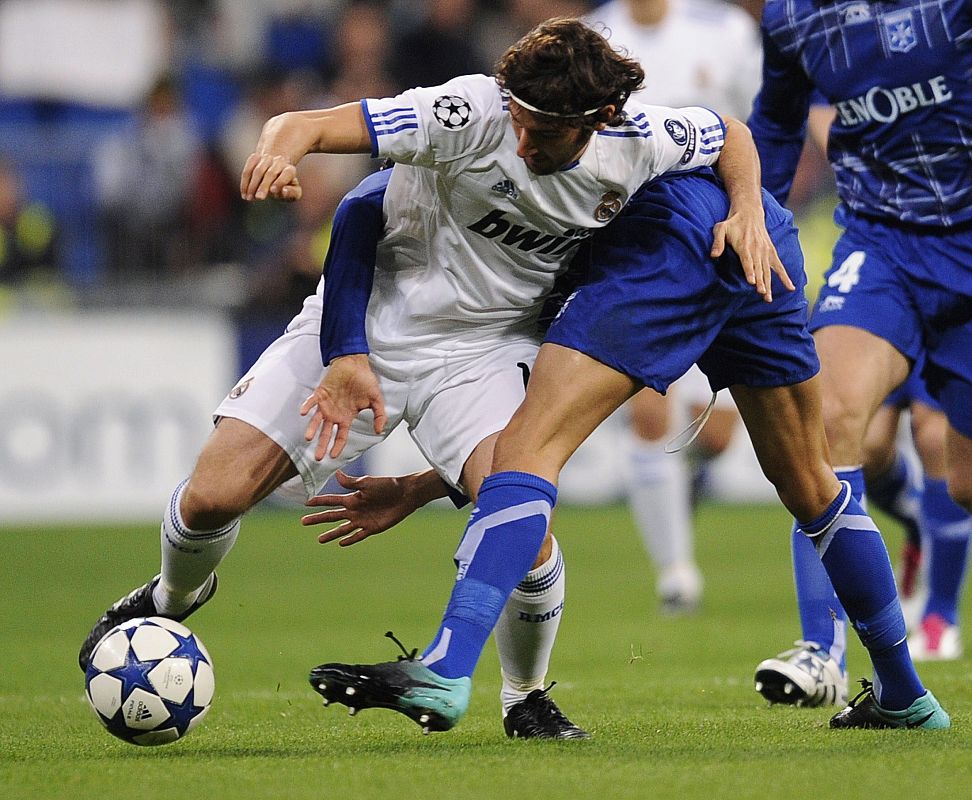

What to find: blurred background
left=0, top=0, right=838, bottom=522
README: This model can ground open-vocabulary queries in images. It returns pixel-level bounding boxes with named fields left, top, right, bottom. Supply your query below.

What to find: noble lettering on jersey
left=432, top=95, right=472, bottom=129
left=833, top=76, right=952, bottom=127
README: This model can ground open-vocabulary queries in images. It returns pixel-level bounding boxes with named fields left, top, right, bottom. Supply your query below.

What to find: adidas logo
left=817, top=295, right=845, bottom=313
left=490, top=179, right=519, bottom=200
left=126, top=699, right=154, bottom=722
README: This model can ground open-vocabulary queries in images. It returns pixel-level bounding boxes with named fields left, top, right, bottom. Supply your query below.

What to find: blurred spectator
left=323, top=0, right=396, bottom=103
left=0, top=158, right=59, bottom=285
left=93, top=75, right=204, bottom=281
left=390, top=0, right=491, bottom=90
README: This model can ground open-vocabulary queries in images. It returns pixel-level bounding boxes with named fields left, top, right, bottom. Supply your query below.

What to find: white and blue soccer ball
left=84, top=616, right=214, bottom=746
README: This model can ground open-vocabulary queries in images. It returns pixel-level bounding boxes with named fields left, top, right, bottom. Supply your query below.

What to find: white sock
left=623, top=432, right=695, bottom=574
left=494, top=536, right=565, bottom=715
left=153, top=479, right=240, bottom=615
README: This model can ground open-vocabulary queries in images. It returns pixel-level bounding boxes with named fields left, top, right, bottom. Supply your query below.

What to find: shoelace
left=846, top=678, right=875, bottom=708
left=528, top=682, right=571, bottom=722
left=385, top=630, right=418, bottom=662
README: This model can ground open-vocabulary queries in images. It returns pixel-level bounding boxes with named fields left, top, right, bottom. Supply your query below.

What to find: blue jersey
left=750, top=0, right=972, bottom=228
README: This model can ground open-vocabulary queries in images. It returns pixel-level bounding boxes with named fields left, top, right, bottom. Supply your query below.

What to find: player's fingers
left=240, top=153, right=261, bottom=197
left=303, top=413, right=323, bottom=443
left=710, top=222, right=727, bottom=259
left=371, top=403, right=387, bottom=435
left=772, top=256, right=795, bottom=292
left=328, top=423, right=350, bottom=460
left=279, top=179, right=303, bottom=202
left=335, top=470, right=361, bottom=489
left=268, top=165, right=298, bottom=198
left=761, top=260, right=773, bottom=303
left=304, top=493, right=352, bottom=508
left=338, top=529, right=374, bottom=547
left=301, top=508, right=349, bottom=526
left=242, top=154, right=276, bottom=199
left=317, top=522, right=357, bottom=544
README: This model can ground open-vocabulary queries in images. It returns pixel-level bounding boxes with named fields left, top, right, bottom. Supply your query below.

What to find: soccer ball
left=84, top=616, right=214, bottom=746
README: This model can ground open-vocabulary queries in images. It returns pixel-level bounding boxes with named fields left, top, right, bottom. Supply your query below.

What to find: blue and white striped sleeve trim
left=699, top=121, right=726, bottom=155
left=360, top=98, right=419, bottom=157
left=596, top=112, right=654, bottom=139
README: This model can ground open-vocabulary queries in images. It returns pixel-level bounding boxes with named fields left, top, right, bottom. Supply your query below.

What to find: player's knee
left=819, top=392, right=870, bottom=453
left=180, top=479, right=250, bottom=530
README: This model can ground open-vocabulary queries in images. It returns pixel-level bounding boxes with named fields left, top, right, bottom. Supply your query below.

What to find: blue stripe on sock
left=422, top=471, right=555, bottom=679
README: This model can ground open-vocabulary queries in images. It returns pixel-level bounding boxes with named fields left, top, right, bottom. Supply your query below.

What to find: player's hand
left=710, top=206, right=795, bottom=303
left=300, top=354, right=387, bottom=461
left=240, top=112, right=308, bottom=202
left=302, top=471, right=420, bottom=546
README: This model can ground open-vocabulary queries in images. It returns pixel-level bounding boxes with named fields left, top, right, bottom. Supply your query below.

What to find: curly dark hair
left=495, top=17, right=644, bottom=129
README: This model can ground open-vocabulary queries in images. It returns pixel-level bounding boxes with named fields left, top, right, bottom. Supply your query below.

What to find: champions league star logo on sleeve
left=432, top=95, right=472, bottom=129
left=884, top=9, right=917, bottom=53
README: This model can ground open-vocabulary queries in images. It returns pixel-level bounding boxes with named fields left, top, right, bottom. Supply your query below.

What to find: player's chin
left=524, top=158, right=556, bottom=175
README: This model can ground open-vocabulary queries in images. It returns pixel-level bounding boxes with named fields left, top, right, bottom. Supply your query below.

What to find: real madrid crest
left=229, top=378, right=253, bottom=399
left=594, top=191, right=623, bottom=223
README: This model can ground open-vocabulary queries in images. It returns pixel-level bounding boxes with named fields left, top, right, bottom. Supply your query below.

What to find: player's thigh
left=408, top=338, right=536, bottom=493
left=813, top=325, right=910, bottom=463
left=493, top=343, right=639, bottom=483
left=627, top=387, right=670, bottom=440
left=730, top=376, right=841, bottom=522
left=186, top=418, right=298, bottom=523
left=214, top=330, right=403, bottom=500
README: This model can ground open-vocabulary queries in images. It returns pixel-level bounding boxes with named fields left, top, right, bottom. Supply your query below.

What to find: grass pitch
left=2, top=502, right=970, bottom=800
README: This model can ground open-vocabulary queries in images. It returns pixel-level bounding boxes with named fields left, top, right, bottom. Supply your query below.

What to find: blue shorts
left=545, top=171, right=819, bottom=394
left=810, top=213, right=972, bottom=437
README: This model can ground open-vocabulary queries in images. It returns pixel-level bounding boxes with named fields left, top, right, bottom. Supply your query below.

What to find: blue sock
left=790, top=469, right=863, bottom=672
left=865, top=453, right=921, bottom=547
left=922, top=477, right=972, bottom=626
left=421, top=471, right=555, bottom=680
left=800, top=480, right=924, bottom=710
left=792, top=525, right=847, bottom=671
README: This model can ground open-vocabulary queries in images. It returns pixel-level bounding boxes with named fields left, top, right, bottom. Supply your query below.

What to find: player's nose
left=515, top=130, right=536, bottom=159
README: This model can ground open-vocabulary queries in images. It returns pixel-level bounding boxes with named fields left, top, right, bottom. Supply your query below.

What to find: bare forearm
left=260, top=103, right=372, bottom=163
left=400, top=470, right=451, bottom=509
left=716, top=117, right=765, bottom=214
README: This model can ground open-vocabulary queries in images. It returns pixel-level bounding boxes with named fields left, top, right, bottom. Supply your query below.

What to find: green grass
left=2, top=503, right=970, bottom=799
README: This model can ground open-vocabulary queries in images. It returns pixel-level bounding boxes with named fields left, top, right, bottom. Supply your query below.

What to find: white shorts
left=214, top=328, right=539, bottom=499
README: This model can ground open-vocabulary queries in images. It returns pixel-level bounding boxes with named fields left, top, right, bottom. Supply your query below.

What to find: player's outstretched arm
left=300, top=354, right=388, bottom=461
left=711, top=116, right=795, bottom=303
left=240, top=102, right=372, bottom=201
left=302, top=470, right=451, bottom=546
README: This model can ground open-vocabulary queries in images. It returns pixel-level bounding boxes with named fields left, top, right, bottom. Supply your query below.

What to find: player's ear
left=593, top=104, right=617, bottom=130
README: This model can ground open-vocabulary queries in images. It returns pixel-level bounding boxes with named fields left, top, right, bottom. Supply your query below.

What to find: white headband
left=507, top=91, right=603, bottom=118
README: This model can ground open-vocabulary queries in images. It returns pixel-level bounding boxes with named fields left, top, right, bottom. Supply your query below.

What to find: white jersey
left=303, top=73, right=724, bottom=363
left=587, top=0, right=761, bottom=119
